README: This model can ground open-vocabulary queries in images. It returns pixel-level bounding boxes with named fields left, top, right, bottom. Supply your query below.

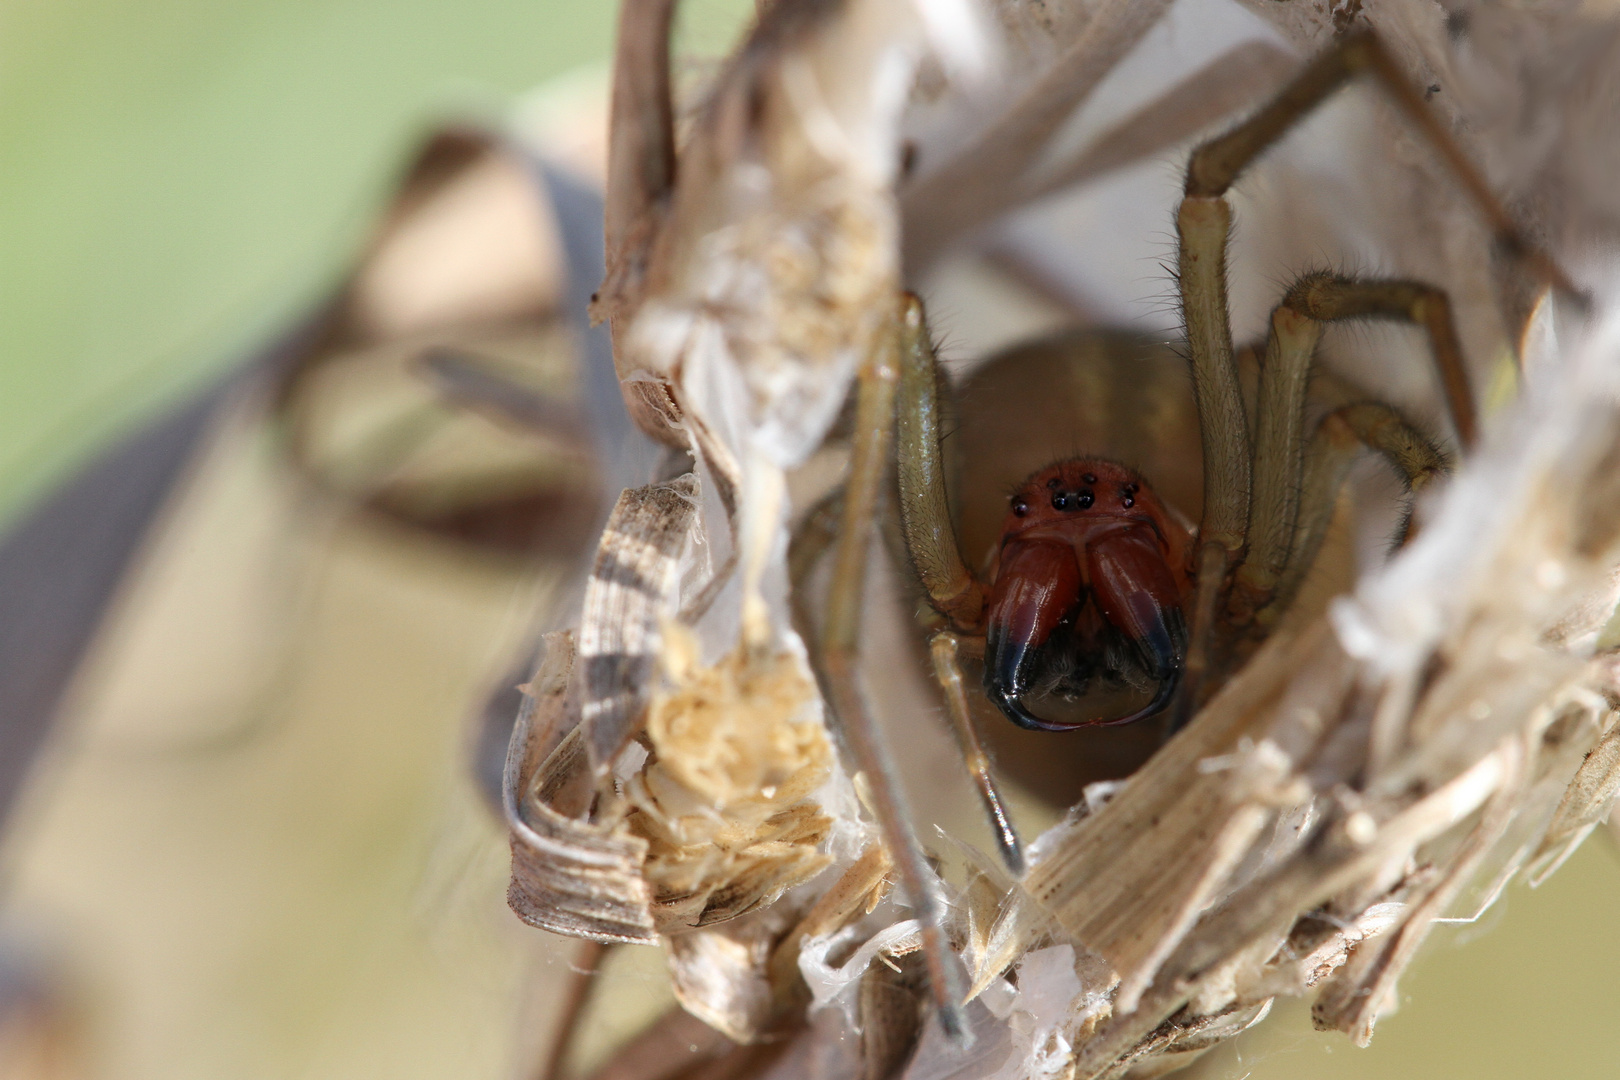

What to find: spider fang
left=984, top=460, right=1193, bottom=731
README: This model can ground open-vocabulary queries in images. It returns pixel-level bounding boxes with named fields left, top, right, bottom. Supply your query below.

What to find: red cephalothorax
left=983, top=459, right=1194, bottom=731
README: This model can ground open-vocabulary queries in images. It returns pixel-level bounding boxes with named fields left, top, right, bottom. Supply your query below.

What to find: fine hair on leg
left=1270, top=402, right=1449, bottom=620
left=807, top=302, right=970, bottom=1042
left=1172, top=27, right=1575, bottom=717
left=1231, top=270, right=1471, bottom=624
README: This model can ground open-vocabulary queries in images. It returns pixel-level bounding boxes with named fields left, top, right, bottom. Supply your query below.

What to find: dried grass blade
left=901, top=0, right=1175, bottom=270
left=581, top=475, right=700, bottom=771
left=506, top=634, right=658, bottom=945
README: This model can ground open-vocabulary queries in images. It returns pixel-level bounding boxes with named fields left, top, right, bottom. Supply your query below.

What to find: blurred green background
left=0, top=1, right=1614, bottom=1078
left=0, top=0, right=742, bottom=524
left=1183, top=840, right=1620, bottom=1080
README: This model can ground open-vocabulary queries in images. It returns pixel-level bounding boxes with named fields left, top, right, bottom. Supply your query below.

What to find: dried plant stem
left=902, top=0, right=1176, bottom=269
left=535, top=940, right=608, bottom=1080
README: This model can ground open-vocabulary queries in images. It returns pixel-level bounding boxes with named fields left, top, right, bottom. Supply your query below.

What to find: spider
left=789, top=32, right=1577, bottom=1027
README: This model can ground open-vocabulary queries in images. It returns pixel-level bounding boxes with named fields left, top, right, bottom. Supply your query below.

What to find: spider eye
left=1082, top=473, right=1098, bottom=484
left=1051, top=490, right=1096, bottom=512
left=1011, top=498, right=1028, bottom=517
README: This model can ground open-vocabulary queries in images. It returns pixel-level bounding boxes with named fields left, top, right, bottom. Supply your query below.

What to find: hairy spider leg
left=786, top=487, right=1025, bottom=884
left=1237, top=302, right=1321, bottom=620
left=1286, top=275, right=1478, bottom=447
left=892, top=296, right=1033, bottom=875
left=786, top=481, right=1026, bottom=879
left=1181, top=30, right=1579, bottom=300
left=788, top=486, right=843, bottom=637
left=894, top=301, right=988, bottom=632
left=1173, top=189, right=1245, bottom=730
left=931, top=632, right=1026, bottom=876
left=1273, top=402, right=1449, bottom=620
left=1228, top=272, right=1469, bottom=627
left=804, top=300, right=970, bottom=1042
left=1172, top=28, right=1577, bottom=725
